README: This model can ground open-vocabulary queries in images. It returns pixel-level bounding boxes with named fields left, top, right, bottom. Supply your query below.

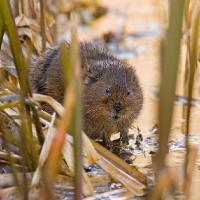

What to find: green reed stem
left=152, top=0, right=185, bottom=199
left=70, top=15, right=83, bottom=199
left=60, top=23, right=83, bottom=199
left=157, top=0, right=185, bottom=171
left=60, top=42, right=71, bottom=85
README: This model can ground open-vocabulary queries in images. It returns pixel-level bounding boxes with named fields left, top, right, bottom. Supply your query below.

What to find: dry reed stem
left=83, top=188, right=133, bottom=200
left=185, top=144, right=198, bottom=199
left=92, top=141, right=146, bottom=184
left=31, top=94, right=64, bottom=116
left=40, top=0, right=46, bottom=51
left=62, top=134, right=95, bottom=196
left=0, top=77, right=19, bottom=94
left=92, top=143, right=146, bottom=196
left=151, top=168, right=174, bottom=199
left=0, top=186, right=19, bottom=200
left=97, top=157, right=145, bottom=196
left=31, top=113, right=56, bottom=186
left=0, top=173, right=32, bottom=188
left=0, top=151, right=23, bottom=165
left=82, top=133, right=100, bottom=164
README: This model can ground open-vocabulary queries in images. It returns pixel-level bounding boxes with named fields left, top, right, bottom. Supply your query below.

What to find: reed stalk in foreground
left=157, top=0, right=185, bottom=171
left=41, top=18, right=82, bottom=199
left=0, top=13, right=4, bottom=48
left=151, top=0, right=185, bottom=199
left=184, top=3, right=200, bottom=197
left=41, top=53, right=75, bottom=200
left=69, top=14, right=83, bottom=199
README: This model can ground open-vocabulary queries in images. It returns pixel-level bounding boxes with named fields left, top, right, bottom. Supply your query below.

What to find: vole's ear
left=84, top=76, right=98, bottom=85
left=84, top=63, right=104, bottom=85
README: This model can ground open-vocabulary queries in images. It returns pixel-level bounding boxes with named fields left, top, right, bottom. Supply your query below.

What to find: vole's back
left=30, top=47, right=64, bottom=104
left=29, top=42, right=114, bottom=103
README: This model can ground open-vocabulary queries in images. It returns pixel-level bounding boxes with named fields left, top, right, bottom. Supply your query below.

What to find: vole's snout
left=113, top=102, right=123, bottom=113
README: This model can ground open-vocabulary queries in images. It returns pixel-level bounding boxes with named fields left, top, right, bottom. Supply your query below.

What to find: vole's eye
left=105, top=87, right=111, bottom=94
left=127, top=91, right=131, bottom=96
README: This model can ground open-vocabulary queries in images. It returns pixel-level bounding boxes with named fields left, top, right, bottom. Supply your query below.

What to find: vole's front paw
left=103, top=135, right=113, bottom=150
left=120, top=134, right=129, bottom=145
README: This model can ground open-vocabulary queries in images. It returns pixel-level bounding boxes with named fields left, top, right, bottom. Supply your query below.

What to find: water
left=76, top=0, right=200, bottom=199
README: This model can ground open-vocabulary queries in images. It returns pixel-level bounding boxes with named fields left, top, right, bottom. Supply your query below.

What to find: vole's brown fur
left=29, top=42, right=143, bottom=147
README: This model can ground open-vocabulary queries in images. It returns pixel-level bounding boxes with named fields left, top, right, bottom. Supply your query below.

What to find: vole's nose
left=113, top=102, right=122, bottom=112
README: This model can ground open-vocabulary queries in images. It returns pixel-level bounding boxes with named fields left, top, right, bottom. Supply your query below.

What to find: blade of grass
left=152, top=0, right=185, bottom=199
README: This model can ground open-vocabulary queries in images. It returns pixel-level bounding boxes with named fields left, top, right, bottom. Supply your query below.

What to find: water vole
left=29, top=42, right=143, bottom=148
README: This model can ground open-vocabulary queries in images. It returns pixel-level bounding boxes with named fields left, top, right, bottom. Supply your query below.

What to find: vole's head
left=83, top=61, right=143, bottom=123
